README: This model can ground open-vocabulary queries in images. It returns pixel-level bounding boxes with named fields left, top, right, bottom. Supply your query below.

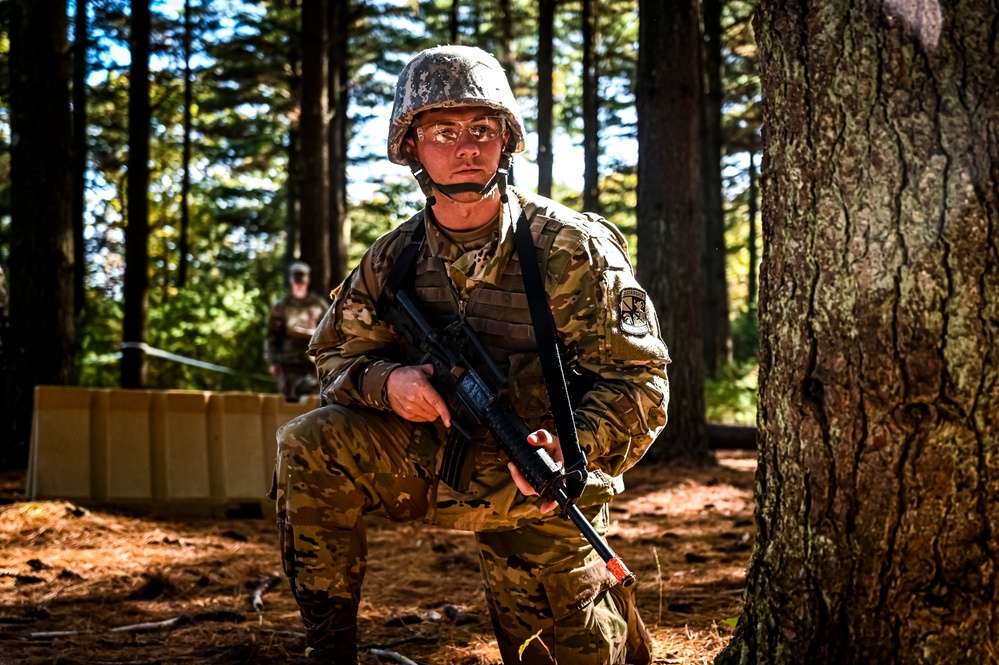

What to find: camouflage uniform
left=274, top=187, right=670, bottom=664
left=266, top=292, right=329, bottom=398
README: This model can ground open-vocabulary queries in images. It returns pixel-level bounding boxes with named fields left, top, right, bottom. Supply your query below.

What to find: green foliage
left=0, top=0, right=764, bottom=405
left=731, top=305, right=759, bottom=363
left=704, top=358, right=758, bottom=425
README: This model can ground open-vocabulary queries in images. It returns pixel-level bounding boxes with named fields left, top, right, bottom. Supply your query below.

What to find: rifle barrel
left=556, top=488, right=636, bottom=588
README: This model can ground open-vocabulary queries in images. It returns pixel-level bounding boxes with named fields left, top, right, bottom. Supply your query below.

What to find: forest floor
left=0, top=451, right=755, bottom=665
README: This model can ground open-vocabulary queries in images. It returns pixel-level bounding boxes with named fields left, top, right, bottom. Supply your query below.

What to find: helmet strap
left=406, top=137, right=517, bottom=207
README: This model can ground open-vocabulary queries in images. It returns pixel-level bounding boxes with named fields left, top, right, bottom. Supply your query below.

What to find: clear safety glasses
left=413, top=115, right=507, bottom=146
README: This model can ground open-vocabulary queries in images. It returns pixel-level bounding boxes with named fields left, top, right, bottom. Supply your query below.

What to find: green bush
left=705, top=360, right=758, bottom=425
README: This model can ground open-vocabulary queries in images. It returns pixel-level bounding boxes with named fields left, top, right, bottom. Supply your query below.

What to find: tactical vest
left=390, top=204, right=570, bottom=431
left=405, top=208, right=561, bottom=366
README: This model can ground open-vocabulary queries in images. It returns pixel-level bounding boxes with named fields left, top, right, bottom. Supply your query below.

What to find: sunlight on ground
left=0, top=451, right=758, bottom=664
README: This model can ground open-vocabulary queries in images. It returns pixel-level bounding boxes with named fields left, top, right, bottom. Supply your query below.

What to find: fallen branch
left=28, top=630, right=81, bottom=639
left=368, top=649, right=426, bottom=665
left=249, top=573, right=283, bottom=611
left=109, top=614, right=193, bottom=633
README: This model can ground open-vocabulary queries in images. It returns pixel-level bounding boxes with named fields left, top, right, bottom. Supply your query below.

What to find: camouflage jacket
left=266, top=292, right=330, bottom=367
left=309, top=188, right=670, bottom=530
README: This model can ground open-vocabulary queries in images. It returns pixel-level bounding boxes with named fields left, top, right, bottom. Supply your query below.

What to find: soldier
left=266, top=261, right=329, bottom=400
left=273, top=45, right=670, bottom=665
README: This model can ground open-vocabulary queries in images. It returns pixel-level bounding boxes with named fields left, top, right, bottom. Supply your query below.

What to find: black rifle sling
left=509, top=196, right=588, bottom=501
left=380, top=212, right=426, bottom=304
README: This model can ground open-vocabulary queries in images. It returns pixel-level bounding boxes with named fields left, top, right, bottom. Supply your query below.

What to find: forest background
left=0, top=0, right=762, bottom=468
left=2, top=1, right=997, bottom=662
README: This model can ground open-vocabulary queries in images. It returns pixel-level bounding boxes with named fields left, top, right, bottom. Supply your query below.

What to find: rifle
left=383, top=286, right=636, bottom=587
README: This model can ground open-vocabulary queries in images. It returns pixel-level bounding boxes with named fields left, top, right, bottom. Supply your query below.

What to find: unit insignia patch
left=619, top=288, right=651, bottom=336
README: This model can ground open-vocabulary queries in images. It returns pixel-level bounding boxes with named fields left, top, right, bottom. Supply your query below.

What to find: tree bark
left=536, top=0, right=555, bottom=198
left=636, top=0, right=710, bottom=465
left=298, top=0, right=330, bottom=289
left=327, top=0, right=349, bottom=289
left=72, top=0, right=87, bottom=318
left=717, top=0, right=999, bottom=663
left=4, top=0, right=75, bottom=466
left=701, top=0, right=730, bottom=377
left=178, top=0, right=193, bottom=289
left=581, top=0, right=600, bottom=214
left=747, top=150, right=758, bottom=307
left=285, top=0, right=301, bottom=269
left=121, top=0, right=151, bottom=389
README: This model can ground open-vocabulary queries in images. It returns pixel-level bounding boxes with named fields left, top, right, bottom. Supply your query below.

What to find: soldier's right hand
left=386, top=364, right=452, bottom=427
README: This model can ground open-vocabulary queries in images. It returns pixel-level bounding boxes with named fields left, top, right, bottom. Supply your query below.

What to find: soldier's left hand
left=508, top=429, right=563, bottom=515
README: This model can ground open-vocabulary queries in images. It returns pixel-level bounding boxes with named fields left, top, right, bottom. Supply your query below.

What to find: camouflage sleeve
left=265, top=301, right=285, bottom=365
left=548, top=222, right=670, bottom=477
left=308, top=235, right=406, bottom=409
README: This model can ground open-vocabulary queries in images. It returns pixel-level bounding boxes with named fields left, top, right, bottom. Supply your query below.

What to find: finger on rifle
left=507, top=462, right=557, bottom=514
left=423, top=374, right=451, bottom=427
left=507, top=461, right=536, bottom=497
left=527, top=429, right=563, bottom=466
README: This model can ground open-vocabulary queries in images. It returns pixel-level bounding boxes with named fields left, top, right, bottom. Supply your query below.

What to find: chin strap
left=406, top=138, right=516, bottom=207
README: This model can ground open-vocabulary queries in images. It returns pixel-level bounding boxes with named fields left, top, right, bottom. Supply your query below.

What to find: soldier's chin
left=439, top=184, right=495, bottom=203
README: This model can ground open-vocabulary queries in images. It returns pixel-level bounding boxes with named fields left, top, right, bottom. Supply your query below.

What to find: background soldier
left=273, top=45, right=670, bottom=665
left=266, top=261, right=328, bottom=400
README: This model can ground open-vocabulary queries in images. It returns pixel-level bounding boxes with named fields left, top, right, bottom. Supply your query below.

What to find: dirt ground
left=0, top=451, right=756, bottom=665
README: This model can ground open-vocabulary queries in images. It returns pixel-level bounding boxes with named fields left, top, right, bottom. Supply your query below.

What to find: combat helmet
left=388, top=45, right=526, bottom=205
left=288, top=261, right=311, bottom=282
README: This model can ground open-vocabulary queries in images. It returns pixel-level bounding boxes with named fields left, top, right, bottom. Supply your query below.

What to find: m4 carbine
left=383, top=287, right=636, bottom=587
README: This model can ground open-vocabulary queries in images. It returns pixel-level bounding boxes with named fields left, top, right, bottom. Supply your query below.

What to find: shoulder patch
left=619, top=287, right=651, bottom=336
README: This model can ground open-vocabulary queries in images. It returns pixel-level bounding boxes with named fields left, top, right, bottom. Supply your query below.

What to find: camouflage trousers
left=273, top=404, right=652, bottom=665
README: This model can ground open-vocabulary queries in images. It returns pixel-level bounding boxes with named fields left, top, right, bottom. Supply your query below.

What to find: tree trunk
left=701, top=0, right=730, bottom=377
left=499, top=0, right=514, bottom=79
left=581, top=0, right=600, bottom=214
left=298, top=0, right=330, bottom=289
left=327, top=0, right=349, bottom=288
left=747, top=150, right=758, bottom=307
left=4, top=0, right=75, bottom=466
left=636, top=0, right=710, bottom=465
left=717, top=0, right=999, bottom=663
left=178, top=0, right=193, bottom=289
left=121, top=0, right=151, bottom=389
left=72, top=0, right=87, bottom=319
left=536, top=0, right=555, bottom=198
left=285, top=0, right=301, bottom=268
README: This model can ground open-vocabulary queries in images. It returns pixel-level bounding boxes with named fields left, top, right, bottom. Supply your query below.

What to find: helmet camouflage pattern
left=388, top=45, right=526, bottom=165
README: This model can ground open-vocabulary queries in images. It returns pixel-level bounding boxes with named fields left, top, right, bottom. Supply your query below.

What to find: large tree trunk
left=178, top=0, right=193, bottom=289
left=636, top=0, right=710, bottom=465
left=4, top=0, right=75, bottom=466
left=298, top=0, right=330, bottom=290
left=701, top=0, right=730, bottom=377
left=327, top=0, right=349, bottom=288
left=121, top=0, right=151, bottom=389
left=72, top=0, right=87, bottom=318
left=499, top=0, right=514, bottom=76
left=536, top=0, right=555, bottom=198
left=581, top=0, right=600, bottom=214
left=285, top=0, right=301, bottom=268
left=717, top=0, right=999, bottom=663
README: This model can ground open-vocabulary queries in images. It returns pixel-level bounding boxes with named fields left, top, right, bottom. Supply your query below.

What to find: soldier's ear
left=402, top=135, right=418, bottom=160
